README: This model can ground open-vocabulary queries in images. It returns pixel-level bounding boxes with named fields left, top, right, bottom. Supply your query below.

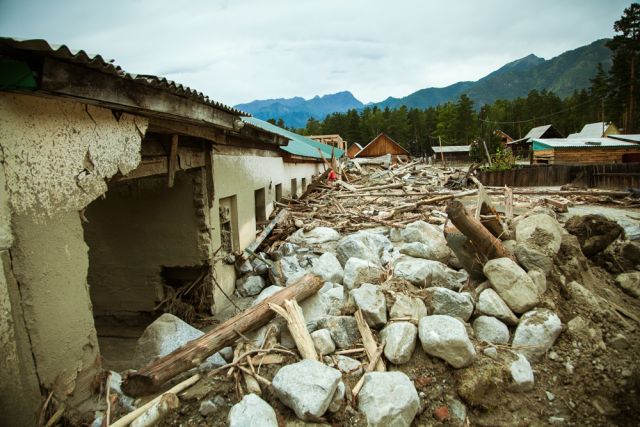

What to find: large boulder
left=389, top=294, right=428, bottom=320
left=350, top=283, right=387, bottom=328
left=402, top=220, right=445, bottom=245
left=228, top=393, right=278, bottom=427
left=311, top=252, right=344, bottom=284
left=399, top=241, right=450, bottom=264
left=343, top=258, right=384, bottom=290
left=288, top=227, right=341, bottom=245
left=615, top=272, right=640, bottom=299
left=270, top=255, right=306, bottom=286
left=425, top=287, right=474, bottom=321
left=317, top=316, right=360, bottom=349
left=515, top=213, right=563, bottom=257
left=514, top=242, right=553, bottom=274
left=358, top=372, right=421, bottom=427
left=336, top=232, right=385, bottom=266
left=272, top=359, right=341, bottom=420
left=393, top=256, right=461, bottom=289
left=472, top=316, right=510, bottom=344
left=477, top=289, right=519, bottom=325
left=483, top=258, right=539, bottom=313
left=236, top=274, right=266, bottom=297
left=381, top=321, right=417, bottom=364
left=418, top=315, right=476, bottom=368
left=565, top=214, right=624, bottom=257
left=512, top=309, right=562, bottom=362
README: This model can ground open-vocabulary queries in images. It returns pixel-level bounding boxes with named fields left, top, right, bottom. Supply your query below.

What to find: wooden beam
left=168, top=135, right=179, bottom=188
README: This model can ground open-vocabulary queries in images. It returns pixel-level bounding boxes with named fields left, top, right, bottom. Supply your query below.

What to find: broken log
left=269, top=299, right=318, bottom=361
left=130, top=393, right=179, bottom=427
left=244, top=209, right=287, bottom=255
left=355, top=310, right=385, bottom=372
left=445, top=200, right=512, bottom=263
left=122, top=274, right=325, bottom=397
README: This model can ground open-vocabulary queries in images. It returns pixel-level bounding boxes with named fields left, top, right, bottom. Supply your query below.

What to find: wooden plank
left=168, top=135, right=179, bottom=188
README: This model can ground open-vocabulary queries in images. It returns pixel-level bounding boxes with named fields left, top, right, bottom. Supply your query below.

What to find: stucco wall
left=210, top=152, right=322, bottom=313
left=84, top=172, right=202, bottom=315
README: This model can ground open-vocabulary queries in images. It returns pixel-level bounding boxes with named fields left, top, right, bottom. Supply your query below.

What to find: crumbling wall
left=0, top=93, right=148, bottom=409
left=84, top=172, right=202, bottom=315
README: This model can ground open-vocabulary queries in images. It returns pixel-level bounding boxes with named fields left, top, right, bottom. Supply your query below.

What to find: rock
left=336, top=232, right=384, bottom=266
left=389, top=227, right=403, bottom=242
left=252, top=285, right=285, bottom=305
left=271, top=255, right=307, bottom=286
left=565, top=281, right=602, bottom=312
left=425, top=287, right=474, bottom=321
left=510, top=353, right=535, bottom=392
left=402, top=220, right=445, bottom=245
left=527, top=269, right=547, bottom=295
left=228, top=393, right=278, bottom=427
left=483, top=258, right=540, bottom=313
left=477, top=289, right=519, bottom=325
left=448, top=399, right=467, bottom=424
left=446, top=232, right=486, bottom=280
left=512, top=308, right=562, bottom=362
left=299, top=292, right=331, bottom=322
left=311, top=329, right=335, bottom=355
left=311, top=252, right=344, bottom=284
left=237, top=259, right=254, bottom=276
left=288, top=227, right=341, bottom=245
left=236, top=274, right=266, bottom=297
left=399, top=241, right=450, bottom=264
left=381, top=322, right=417, bottom=364
left=219, top=346, right=234, bottom=362
left=342, top=258, right=384, bottom=290
left=358, top=372, right=420, bottom=427
left=515, top=213, right=563, bottom=256
left=350, top=283, right=387, bottom=327
left=483, top=347, right=498, bottom=359
left=472, top=316, right=509, bottom=344
left=133, top=313, right=219, bottom=368
left=272, top=359, right=341, bottom=420
left=418, top=315, right=476, bottom=368
left=609, top=333, right=630, bottom=350
left=200, top=399, right=218, bottom=416
left=565, top=214, right=624, bottom=257
left=515, top=243, right=553, bottom=273
left=317, top=316, right=360, bottom=349
left=107, top=371, right=135, bottom=411
left=615, top=272, right=640, bottom=299
left=502, top=239, right=517, bottom=255
left=389, top=294, right=428, bottom=320
left=329, top=381, right=345, bottom=412
left=279, top=242, right=299, bottom=257
left=335, top=355, right=363, bottom=376
left=199, top=351, right=229, bottom=370
left=321, top=284, right=345, bottom=315
left=621, top=241, right=640, bottom=265
left=434, top=406, right=450, bottom=422
left=393, top=256, right=461, bottom=289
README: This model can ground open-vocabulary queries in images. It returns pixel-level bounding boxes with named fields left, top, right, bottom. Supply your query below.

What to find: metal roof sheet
left=532, top=138, right=640, bottom=150
left=569, top=122, right=617, bottom=138
left=432, top=145, right=470, bottom=153
left=524, top=124, right=552, bottom=140
left=608, top=134, right=640, bottom=143
left=0, top=38, right=248, bottom=116
left=241, top=117, right=345, bottom=159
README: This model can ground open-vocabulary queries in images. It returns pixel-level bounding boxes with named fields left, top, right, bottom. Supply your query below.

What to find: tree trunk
left=122, top=274, right=324, bottom=397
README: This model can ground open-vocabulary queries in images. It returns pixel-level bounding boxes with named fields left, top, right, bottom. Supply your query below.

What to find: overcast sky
left=0, top=0, right=631, bottom=106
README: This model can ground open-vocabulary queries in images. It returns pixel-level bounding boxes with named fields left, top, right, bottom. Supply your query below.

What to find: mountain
left=235, top=39, right=612, bottom=127
left=235, top=91, right=364, bottom=128
left=376, top=39, right=612, bottom=110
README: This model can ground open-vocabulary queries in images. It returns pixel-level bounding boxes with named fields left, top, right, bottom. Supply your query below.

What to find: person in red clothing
left=327, top=169, right=338, bottom=182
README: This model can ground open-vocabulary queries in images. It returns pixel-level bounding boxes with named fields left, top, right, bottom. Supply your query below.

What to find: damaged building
left=0, top=38, right=332, bottom=424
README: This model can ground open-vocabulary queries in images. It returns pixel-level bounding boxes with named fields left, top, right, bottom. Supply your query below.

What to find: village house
left=347, top=142, right=364, bottom=158
left=307, top=134, right=346, bottom=151
left=0, top=38, right=333, bottom=424
left=354, top=132, right=410, bottom=163
left=507, top=124, right=563, bottom=160
left=568, top=121, right=620, bottom=138
left=431, top=145, right=471, bottom=165
left=531, top=137, right=640, bottom=164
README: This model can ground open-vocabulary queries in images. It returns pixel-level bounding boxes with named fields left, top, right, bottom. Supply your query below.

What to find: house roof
left=241, top=117, right=345, bottom=159
left=508, top=124, right=561, bottom=145
left=432, top=145, right=471, bottom=153
left=532, top=138, right=639, bottom=150
left=355, top=132, right=410, bottom=157
left=568, top=122, right=616, bottom=138
left=354, top=143, right=363, bottom=150
left=607, top=134, right=640, bottom=143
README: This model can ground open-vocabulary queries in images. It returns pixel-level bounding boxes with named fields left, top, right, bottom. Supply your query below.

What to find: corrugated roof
left=432, top=145, right=470, bottom=153
left=532, top=138, right=640, bottom=150
left=608, top=134, right=640, bottom=143
left=0, top=38, right=248, bottom=116
left=569, top=122, right=616, bottom=139
left=524, top=125, right=553, bottom=140
left=241, top=117, right=345, bottom=159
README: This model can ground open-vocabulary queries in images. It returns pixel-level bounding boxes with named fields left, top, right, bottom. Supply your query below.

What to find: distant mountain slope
left=235, top=91, right=364, bottom=128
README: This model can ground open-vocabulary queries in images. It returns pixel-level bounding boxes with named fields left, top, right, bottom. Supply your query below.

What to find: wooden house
left=532, top=138, right=640, bottom=165
left=355, top=133, right=410, bottom=162
left=507, top=124, right=563, bottom=159
left=432, top=145, right=471, bottom=165
left=308, top=134, right=346, bottom=150
left=568, top=122, right=620, bottom=138
left=347, top=142, right=364, bottom=158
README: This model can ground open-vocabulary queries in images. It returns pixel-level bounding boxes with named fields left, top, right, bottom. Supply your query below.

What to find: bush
left=485, top=147, right=515, bottom=171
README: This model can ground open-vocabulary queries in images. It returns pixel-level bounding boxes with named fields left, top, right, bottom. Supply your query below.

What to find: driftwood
left=445, top=200, right=512, bottom=263
left=504, top=186, right=513, bottom=220
left=245, top=209, right=287, bottom=255
left=354, top=310, right=385, bottom=372
left=129, top=393, right=179, bottom=427
left=122, top=275, right=325, bottom=397
left=269, top=299, right=318, bottom=360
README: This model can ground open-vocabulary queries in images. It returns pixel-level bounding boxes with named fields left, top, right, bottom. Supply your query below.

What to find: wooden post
left=504, top=186, right=513, bottom=220
left=482, top=139, right=492, bottom=166
left=122, top=274, right=324, bottom=397
left=168, top=134, right=179, bottom=188
left=438, top=136, right=446, bottom=166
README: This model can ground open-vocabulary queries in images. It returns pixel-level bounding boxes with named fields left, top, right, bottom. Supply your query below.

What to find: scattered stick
left=270, top=299, right=318, bottom=361
left=354, top=310, right=385, bottom=372
left=129, top=393, right=179, bottom=427
left=352, top=342, right=385, bottom=396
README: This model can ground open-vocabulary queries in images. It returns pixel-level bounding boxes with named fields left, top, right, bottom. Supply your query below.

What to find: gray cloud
left=0, top=0, right=630, bottom=105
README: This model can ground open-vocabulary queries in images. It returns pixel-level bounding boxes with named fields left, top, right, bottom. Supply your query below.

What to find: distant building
left=494, top=129, right=514, bottom=144
left=531, top=138, right=640, bottom=164
left=347, top=142, right=364, bottom=158
left=507, top=124, right=563, bottom=159
left=355, top=133, right=410, bottom=162
left=432, top=145, right=471, bottom=164
left=308, top=134, right=346, bottom=150
left=568, top=122, right=620, bottom=138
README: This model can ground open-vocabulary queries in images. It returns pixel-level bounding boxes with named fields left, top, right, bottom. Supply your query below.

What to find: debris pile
left=97, top=161, right=639, bottom=427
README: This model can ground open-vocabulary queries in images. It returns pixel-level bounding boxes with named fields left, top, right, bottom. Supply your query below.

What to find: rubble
left=342, top=257, right=384, bottom=289
left=389, top=294, right=428, bottom=320
left=310, top=328, right=336, bottom=355
left=380, top=321, right=417, bottom=364
left=476, top=288, right=519, bottom=325
left=615, top=272, right=640, bottom=298
left=350, top=283, right=387, bottom=327
left=228, top=394, right=278, bottom=427
left=358, top=372, right=421, bottom=427
left=512, top=308, right=562, bottom=362
left=425, top=287, right=474, bottom=321
left=472, top=315, right=510, bottom=344
left=483, top=257, right=540, bottom=313
left=419, top=315, right=476, bottom=368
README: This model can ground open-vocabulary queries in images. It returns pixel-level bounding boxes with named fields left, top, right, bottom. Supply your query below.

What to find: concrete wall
left=210, top=149, right=322, bottom=313
left=0, top=93, right=147, bottom=415
left=84, top=172, right=202, bottom=315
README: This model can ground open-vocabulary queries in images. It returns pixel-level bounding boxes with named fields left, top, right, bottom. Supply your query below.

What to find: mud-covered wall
left=210, top=151, right=321, bottom=313
left=84, top=172, right=202, bottom=316
left=0, top=93, right=148, bottom=408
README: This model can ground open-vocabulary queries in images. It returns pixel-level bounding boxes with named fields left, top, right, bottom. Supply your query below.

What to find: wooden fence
left=475, top=163, right=640, bottom=190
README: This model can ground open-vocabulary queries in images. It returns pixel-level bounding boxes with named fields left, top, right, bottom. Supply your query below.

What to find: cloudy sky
left=0, top=0, right=631, bottom=106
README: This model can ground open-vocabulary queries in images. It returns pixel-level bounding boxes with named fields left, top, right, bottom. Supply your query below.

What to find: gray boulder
left=335, top=355, right=363, bottom=376
left=477, top=288, right=519, bottom=325
left=425, top=287, right=474, bottom=321
left=317, top=316, right=360, bottom=349
left=311, top=329, right=335, bottom=355
left=512, top=309, right=562, bottom=362
left=236, top=275, right=266, bottom=297
left=299, top=292, right=331, bottom=322
left=483, top=257, right=540, bottom=313
left=336, top=232, right=384, bottom=266
left=343, top=257, right=384, bottom=290
left=515, top=213, right=563, bottom=256
left=418, top=315, right=476, bottom=368
left=615, top=272, right=640, bottom=299
left=402, top=220, right=444, bottom=245
left=311, top=252, right=344, bottom=284
left=510, top=353, right=535, bottom=392
left=515, top=242, right=553, bottom=273
left=329, top=381, right=345, bottom=413
left=288, top=226, right=340, bottom=245
left=350, top=283, right=387, bottom=328
left=228, top=393, right=278, bottom=427
left=271, top=255, right=306, bottom=286
left=393, top=256, right=461, bottom=289
left=252, top=285, right=284, bottom=305
left=272, top=359, right=341, bottom=420
left=389, top=294, right=428, bottom=320
left=381, top=322, right=417, bottom=364
left=527, top=269, right=547, bottom=295
left=399, top=241, right=450, bottom=264
left=358, top=372, right=420, bottom=427
left=472, top=316, right=510, bottom=344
